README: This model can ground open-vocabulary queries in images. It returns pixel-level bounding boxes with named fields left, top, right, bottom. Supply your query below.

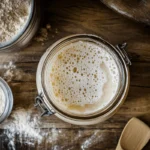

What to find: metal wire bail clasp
left=116, top=43, right=132, bottom=65
left=35, top=94, right=54, bottom=117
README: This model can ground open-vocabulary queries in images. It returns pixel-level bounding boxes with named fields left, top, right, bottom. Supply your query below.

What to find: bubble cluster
left=46, top=41, right=120, bottom=115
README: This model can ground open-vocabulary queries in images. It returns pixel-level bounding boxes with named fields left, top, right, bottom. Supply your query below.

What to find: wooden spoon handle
left=116, top=142, right=124, bottom=150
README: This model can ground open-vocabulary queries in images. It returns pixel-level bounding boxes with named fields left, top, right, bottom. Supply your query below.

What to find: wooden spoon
left=116, top=117, right=150, bottom=150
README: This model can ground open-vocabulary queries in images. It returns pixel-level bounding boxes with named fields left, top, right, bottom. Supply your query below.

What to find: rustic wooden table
left=0, top=0, right=150, bottom=149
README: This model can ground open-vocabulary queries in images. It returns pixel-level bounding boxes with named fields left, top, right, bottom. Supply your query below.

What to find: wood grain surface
left=0, top=0, right=150, bottom=149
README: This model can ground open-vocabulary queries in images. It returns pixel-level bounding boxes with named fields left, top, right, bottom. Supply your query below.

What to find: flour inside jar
left=0, top=0, right=32, bottom=47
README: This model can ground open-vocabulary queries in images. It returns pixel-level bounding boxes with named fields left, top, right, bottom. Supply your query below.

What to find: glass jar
left=35, top=34, right=131, bottom=125
left=0, top=77, right=13, bottom=124
left=0, top=0, right=40, bottom=51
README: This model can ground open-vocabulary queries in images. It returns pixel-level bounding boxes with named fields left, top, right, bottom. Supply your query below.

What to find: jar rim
left=36, top=34, right=130, bottom=124
left=0, top=77, right=13, bottom=124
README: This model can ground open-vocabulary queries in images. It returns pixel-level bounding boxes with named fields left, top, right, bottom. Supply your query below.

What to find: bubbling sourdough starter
left=48, top=41, right=120, bottom=115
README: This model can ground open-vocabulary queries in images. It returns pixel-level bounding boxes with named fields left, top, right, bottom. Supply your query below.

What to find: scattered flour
left=34, top=24, right=59, bottom=45
left=1, top=108, right=42, bottom=144
left=0, top=61, right=16, bottom=82
left=0, top=61, right=30, bottom=82
left=81, top=131, right=103, bottom=150
left=0, top=107, right=61, bottom=149
left=34, top=24, right=51, bottom=45
left=3, top=62, right=16, bottom=82
left=0, top=107, right=104, bottom=149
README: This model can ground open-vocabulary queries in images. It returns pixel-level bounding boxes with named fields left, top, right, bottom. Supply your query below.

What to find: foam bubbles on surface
left=46, top=41, right=120, bottom=115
